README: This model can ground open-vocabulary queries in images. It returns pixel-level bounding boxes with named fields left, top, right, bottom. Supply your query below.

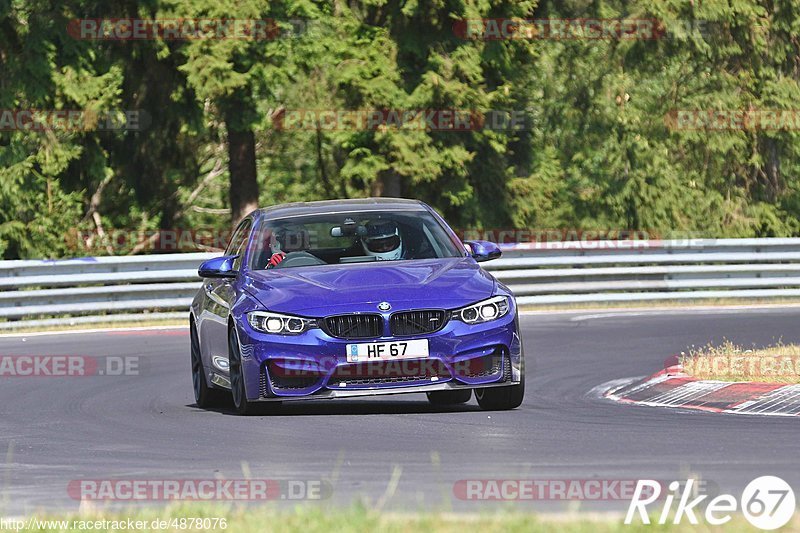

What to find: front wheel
left=228, top=327, right=280, bottom=416
left=476, top=352, right=525, bottom=410
left=475, top=383, right=524, bottom=410
left=475, top=373, right=525, bottom=411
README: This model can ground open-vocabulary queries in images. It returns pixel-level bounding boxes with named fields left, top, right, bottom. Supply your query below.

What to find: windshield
left=248, top=210, right=462, bottom=270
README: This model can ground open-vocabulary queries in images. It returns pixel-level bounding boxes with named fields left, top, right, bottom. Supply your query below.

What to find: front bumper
left=231, top=310, right=524, bottom=402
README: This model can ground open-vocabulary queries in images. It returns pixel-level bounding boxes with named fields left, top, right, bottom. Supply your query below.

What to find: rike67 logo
left=626, top=476, right=796, bottom=529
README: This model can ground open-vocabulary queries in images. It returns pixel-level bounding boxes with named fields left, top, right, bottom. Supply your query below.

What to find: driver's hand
left=266, top=252, right=286, bottom=269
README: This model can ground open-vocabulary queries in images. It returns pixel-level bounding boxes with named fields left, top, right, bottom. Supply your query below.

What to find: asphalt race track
left=2, top=308, right=799, bottom=515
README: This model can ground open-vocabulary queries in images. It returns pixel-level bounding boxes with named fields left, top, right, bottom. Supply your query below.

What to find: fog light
left=212, top=356, right=230, bottom=371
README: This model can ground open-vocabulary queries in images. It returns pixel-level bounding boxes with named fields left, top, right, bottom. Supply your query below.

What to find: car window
left=249, top=210, right=461, bottom=270
left=225, top=220, right=249, bottom=255
left=226, top=219, right=252, bottom=270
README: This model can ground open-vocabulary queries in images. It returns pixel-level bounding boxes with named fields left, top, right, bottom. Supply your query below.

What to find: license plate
left=345, top=339, right=429, bottom=362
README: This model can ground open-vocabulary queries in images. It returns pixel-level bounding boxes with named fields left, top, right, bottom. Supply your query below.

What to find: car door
left=201, top=218, right=252, bottom=362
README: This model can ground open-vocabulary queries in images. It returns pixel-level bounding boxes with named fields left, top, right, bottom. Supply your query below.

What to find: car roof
left=253, top=198, right=429, bottom=219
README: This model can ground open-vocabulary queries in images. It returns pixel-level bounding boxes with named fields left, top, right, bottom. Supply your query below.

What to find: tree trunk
left=370, top=171, right=402, bottom=197
left=227, top=127, right=259, bottom=224
left=315, top=126, right=333, bottom=197
left=764, top=138, right=781, bottom=202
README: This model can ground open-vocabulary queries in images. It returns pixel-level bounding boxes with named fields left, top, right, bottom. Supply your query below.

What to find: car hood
left=243, top=257, right=496, bottom=316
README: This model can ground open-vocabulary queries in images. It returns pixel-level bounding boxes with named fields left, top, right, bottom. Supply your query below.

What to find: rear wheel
left=191, top=322, right=227, bottom=409
left=426, top=390, right=472, bottom=405
left=229, top=327, right=280, bottom=415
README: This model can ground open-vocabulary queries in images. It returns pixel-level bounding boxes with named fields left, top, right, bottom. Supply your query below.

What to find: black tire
left=191, top=321, right=227, bottom=409
left=475, top=365, right=525, bottom=411
left=426, top=389, right=472, bottom=405
left=228, top=327, right=280, bottom=415
left=475, top=382, right=524, bottom=410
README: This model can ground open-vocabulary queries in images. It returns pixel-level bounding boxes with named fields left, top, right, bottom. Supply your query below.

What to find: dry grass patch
left=680, top=341, right=800, bottom=383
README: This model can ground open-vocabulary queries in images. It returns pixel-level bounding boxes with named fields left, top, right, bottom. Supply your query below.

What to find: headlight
left=247, top=311, right=317, bottom=335
left=452, top=296, right=510, bottom=324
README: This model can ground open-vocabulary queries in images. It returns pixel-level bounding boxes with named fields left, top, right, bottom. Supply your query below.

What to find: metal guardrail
left=3, top=239, right=800, bottom=327
left=0, top=253, right=213, bottom=326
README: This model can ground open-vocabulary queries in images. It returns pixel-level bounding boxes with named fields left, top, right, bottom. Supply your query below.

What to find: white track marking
left=730, top=385, right=800, bottom=415
left=644, top=381, right=730, bottom=406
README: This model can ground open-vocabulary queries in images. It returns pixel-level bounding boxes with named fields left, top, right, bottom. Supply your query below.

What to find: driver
left=266, top=228, right=307, bottom=269
left=362, top=220, right=403, bottom=261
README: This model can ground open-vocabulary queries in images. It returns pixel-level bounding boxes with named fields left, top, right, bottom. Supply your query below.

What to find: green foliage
left=1, top=0, right=800, bottom=259
left=0, top=147, right=84, bottom=258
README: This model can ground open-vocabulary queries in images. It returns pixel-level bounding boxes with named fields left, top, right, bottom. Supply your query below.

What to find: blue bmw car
left=190, top=198, right=525, bottom=415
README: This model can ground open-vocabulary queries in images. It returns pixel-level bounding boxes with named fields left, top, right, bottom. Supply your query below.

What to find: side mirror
left=464, top=240, right=502, bottom=263
left=198, top=255, right=238, bottom=279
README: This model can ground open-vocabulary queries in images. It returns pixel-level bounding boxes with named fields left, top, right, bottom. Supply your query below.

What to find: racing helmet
left=362, top=220, right=402, bottom=261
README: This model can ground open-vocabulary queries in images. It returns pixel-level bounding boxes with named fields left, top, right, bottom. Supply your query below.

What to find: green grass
left=680, top=341, right=800, bottom=383
left=6, top=504, right=787, bottom=532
